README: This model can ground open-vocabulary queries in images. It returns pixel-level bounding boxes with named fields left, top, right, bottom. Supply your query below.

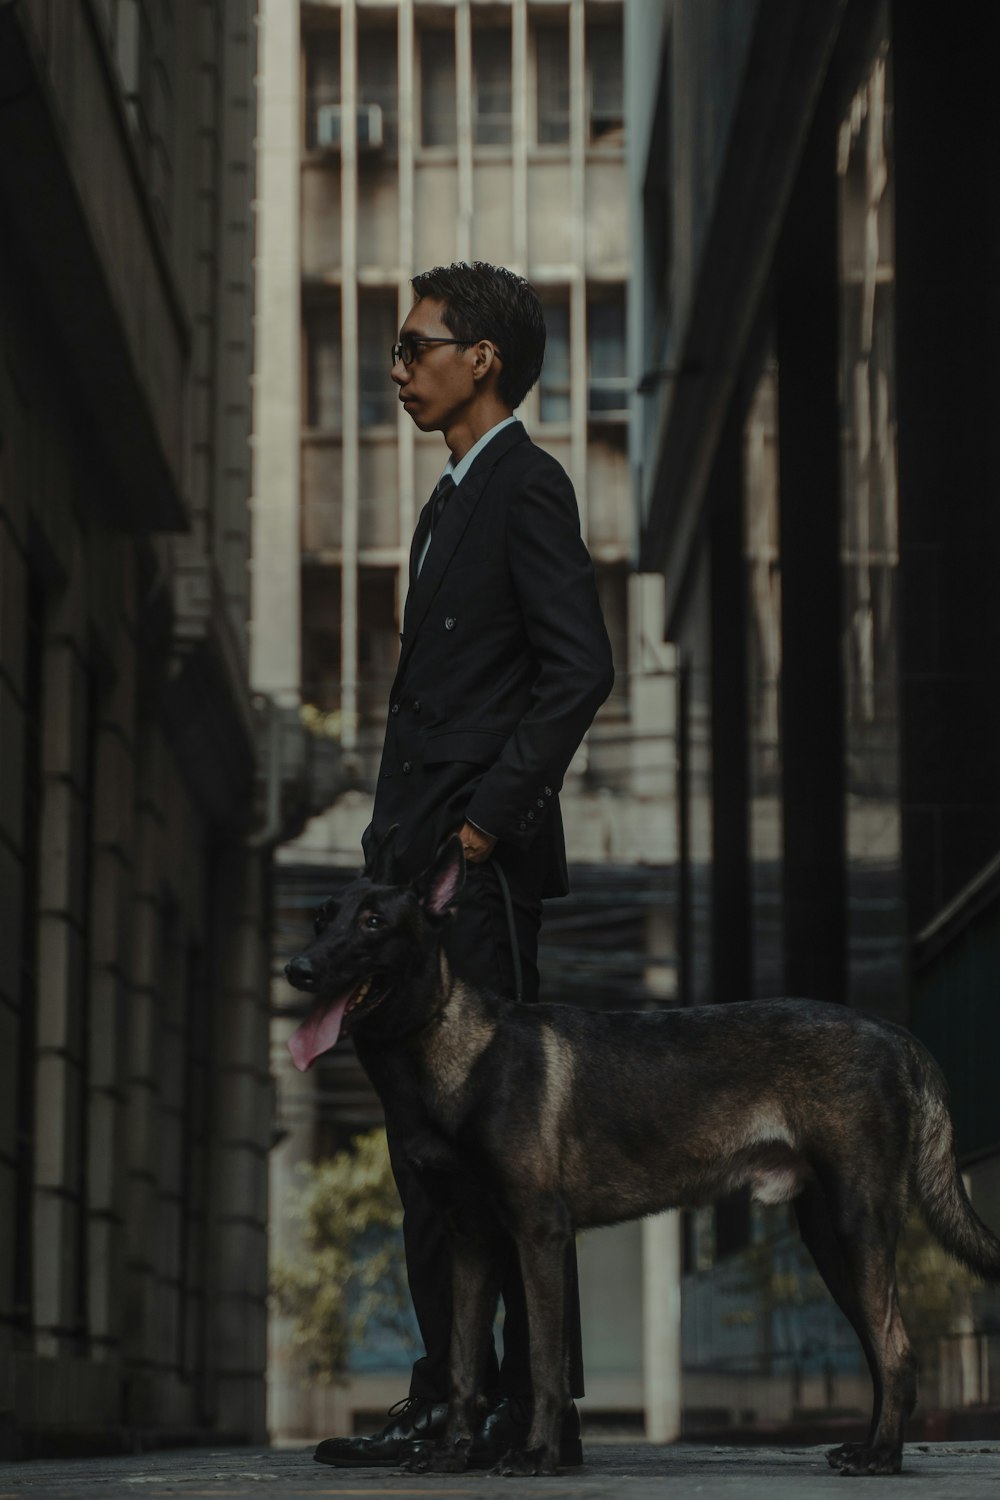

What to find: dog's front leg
left=493, top=1205, right=573, bottom=1477
left=405, top=1222, right=502, bottom=1475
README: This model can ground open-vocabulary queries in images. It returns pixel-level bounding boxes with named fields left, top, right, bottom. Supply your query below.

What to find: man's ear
left=366, top=824, right=399, bottom=884
left=414, top=835, right=465, bottom=923
left=471, top=339, right=502, bottom=386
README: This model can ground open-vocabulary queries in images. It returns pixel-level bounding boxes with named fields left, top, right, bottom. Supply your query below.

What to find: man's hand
left=459, top=821, right=497, bottom=865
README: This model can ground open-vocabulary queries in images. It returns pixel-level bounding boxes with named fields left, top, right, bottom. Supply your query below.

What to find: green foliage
left=271, top=1128, right=418, bottom=1384
left=721, top=1204, right=981, bottom=1345
left=896, top=1211, right=980, bottom=1339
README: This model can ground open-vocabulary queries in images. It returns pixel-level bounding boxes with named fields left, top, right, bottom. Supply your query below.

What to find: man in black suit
left=315, top=262, right=614, bottom=1469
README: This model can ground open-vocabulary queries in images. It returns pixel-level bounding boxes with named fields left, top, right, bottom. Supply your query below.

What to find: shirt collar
left=442, top=416, right=519, bottom=490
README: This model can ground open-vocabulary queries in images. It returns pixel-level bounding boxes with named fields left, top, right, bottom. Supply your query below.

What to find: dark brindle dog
left=285, top=829, right=1000, bottom=1478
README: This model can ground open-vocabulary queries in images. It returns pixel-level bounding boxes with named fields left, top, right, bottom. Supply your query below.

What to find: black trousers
left=385, top=861, right=585, bottom=1403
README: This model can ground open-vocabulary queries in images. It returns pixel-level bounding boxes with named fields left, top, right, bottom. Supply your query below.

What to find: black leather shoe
left=314, top=1396, right=449, bottom=1467
left=466, top=1396, right=583, bottom=1469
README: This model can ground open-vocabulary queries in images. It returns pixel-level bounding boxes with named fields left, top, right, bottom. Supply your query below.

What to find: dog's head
left=283, top=827, right=465, bottom=1071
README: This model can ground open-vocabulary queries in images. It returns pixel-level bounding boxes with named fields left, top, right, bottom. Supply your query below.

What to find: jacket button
left=412, top=700, right=421, bottom=713
left=536, top=798, right=545, bottom=808
left=390, top=703, right=399, bottom=715
left=445, top=616, right=456, bottom=630
left=544, top=786, right=552, bottom=796
left=402, top=761, right=412, bottom=774
left=519, top=821, right=527, bottom=832
left=527, top=810, right=535, bottom=821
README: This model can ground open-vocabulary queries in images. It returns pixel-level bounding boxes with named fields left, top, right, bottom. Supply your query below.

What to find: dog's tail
left=912, top=1042, right=1000, bottom=1282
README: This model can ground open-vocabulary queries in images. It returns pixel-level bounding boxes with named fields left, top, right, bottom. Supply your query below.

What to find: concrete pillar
left=250, top=0, right=302, bottom=706
left=455, top=2, right=473, bottom=262
left=642, top=1210, right=682, bottom=1443
left=86, top=592, right=137, bottom=1362
left=216, top=0, right=256, bottom=661
left=511, top=0, right=528, bottom=274
left=340, top=0, right=360, bottom=750
left=568, top=0, right=588, bottom=533
left=206, top=845, right=270, bottom=1442
left=266, top=1007, right=319, bottom=1438
left=33, top=559, right=90, bottom=1359
left=124, top=726, right=168, bottom=1410
left=0, top=507, right=28, bottom=1367
left=397, top=0, right=416, bottom=628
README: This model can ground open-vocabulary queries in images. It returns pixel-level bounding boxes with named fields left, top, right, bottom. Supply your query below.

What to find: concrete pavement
left=4, top=1442, right=1000, bottom=1499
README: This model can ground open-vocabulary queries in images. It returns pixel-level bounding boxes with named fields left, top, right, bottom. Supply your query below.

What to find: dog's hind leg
left=794, top=1184, right=877, bottom=1463
left=795, top=1179, right=916, bottom=1475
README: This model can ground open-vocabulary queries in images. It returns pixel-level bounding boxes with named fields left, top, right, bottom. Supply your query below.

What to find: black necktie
left=429, top=473, right=455, bottom=536
left=415, top=474, right=456, bottom=579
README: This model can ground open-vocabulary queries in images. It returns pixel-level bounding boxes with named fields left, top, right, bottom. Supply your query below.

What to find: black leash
left=492, top=862, right=524, bottom=1005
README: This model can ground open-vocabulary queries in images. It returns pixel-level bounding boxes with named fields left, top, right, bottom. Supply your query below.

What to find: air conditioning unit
left=316, top=103, right=384, bottom=151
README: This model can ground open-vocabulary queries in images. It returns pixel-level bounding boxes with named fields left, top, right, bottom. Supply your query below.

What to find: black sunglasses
left=391, top=335, right=503, bottom=367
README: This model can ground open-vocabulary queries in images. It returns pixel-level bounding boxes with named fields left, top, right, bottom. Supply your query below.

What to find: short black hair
left=410, top=261, right=546, bottom=410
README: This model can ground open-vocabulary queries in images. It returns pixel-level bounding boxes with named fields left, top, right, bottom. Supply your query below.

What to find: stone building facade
left=0, top=0, right=278, bottom=1455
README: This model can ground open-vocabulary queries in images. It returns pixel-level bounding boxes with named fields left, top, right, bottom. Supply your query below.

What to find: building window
left=358, top=24, right=398, bottom=155
left=595, top=566, right=628, bottom=717
left=305, top=300, right=342, bottom=431
left=110, top=1, right=151, bottom=148
left=587, top=289, right=628, bottom=419
left=358, top=569, right=401, bottom=720
left=838, top=20, right=900, bottom=1010
left=643, top=36, right=672, bottom=327
left=535, top=21, right=570, bottom=145
left=586, top=21, right=624, bottom=144
left=420, top=27, right=456, bottom=148
left=359, top=290, right=398, bottom=427
left=301, top=565, right=342, bottom=717
left=473, top=25, right=512, bottom=146
left=95, top=0, right=173, bottom=238
left=539, top=294, right=571, bottom=423
left=305, top=26, right=341, bottom=150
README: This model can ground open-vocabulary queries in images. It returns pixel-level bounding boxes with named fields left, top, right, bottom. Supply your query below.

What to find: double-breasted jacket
left=366, top=421, right=614, bottom=899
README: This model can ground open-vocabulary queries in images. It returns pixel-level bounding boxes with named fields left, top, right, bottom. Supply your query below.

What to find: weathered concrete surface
left=4, top=1443, right=1000, bottom=1499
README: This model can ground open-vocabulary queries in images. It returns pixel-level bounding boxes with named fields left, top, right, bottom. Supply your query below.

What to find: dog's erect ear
left=414, top=835, right=465, bottom=922
left=365, top=824, right=399, bottom=884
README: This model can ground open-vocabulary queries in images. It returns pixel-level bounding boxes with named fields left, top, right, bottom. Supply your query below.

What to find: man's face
left=391, top=297, right=476, bottom=434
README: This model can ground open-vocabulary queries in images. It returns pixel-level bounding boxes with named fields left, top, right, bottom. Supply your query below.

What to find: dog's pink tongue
left=288, top=994, right=350, bottom=1072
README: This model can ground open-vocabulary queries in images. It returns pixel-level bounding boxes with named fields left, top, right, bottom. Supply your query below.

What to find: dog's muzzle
left=285, top=954, right=319, bottom=991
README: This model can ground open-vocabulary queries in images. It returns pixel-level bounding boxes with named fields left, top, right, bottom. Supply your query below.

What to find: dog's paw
left=826, top=1441, right=902, bottom=1475
left=404, top=1438, right=470, bottom=1474
left=489, top=1446, right=558, bottom=1477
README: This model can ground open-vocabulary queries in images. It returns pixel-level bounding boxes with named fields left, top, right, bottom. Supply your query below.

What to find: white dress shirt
left=416, top=416, right=518, bottom=575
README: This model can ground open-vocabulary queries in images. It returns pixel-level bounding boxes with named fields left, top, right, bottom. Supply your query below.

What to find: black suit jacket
left=366, top=421, right=614, bottom=898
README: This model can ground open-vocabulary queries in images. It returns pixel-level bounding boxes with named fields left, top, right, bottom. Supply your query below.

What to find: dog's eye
left=363, top=912, right=385, bottom=931
left=312, top=899, right=335, bottom=935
